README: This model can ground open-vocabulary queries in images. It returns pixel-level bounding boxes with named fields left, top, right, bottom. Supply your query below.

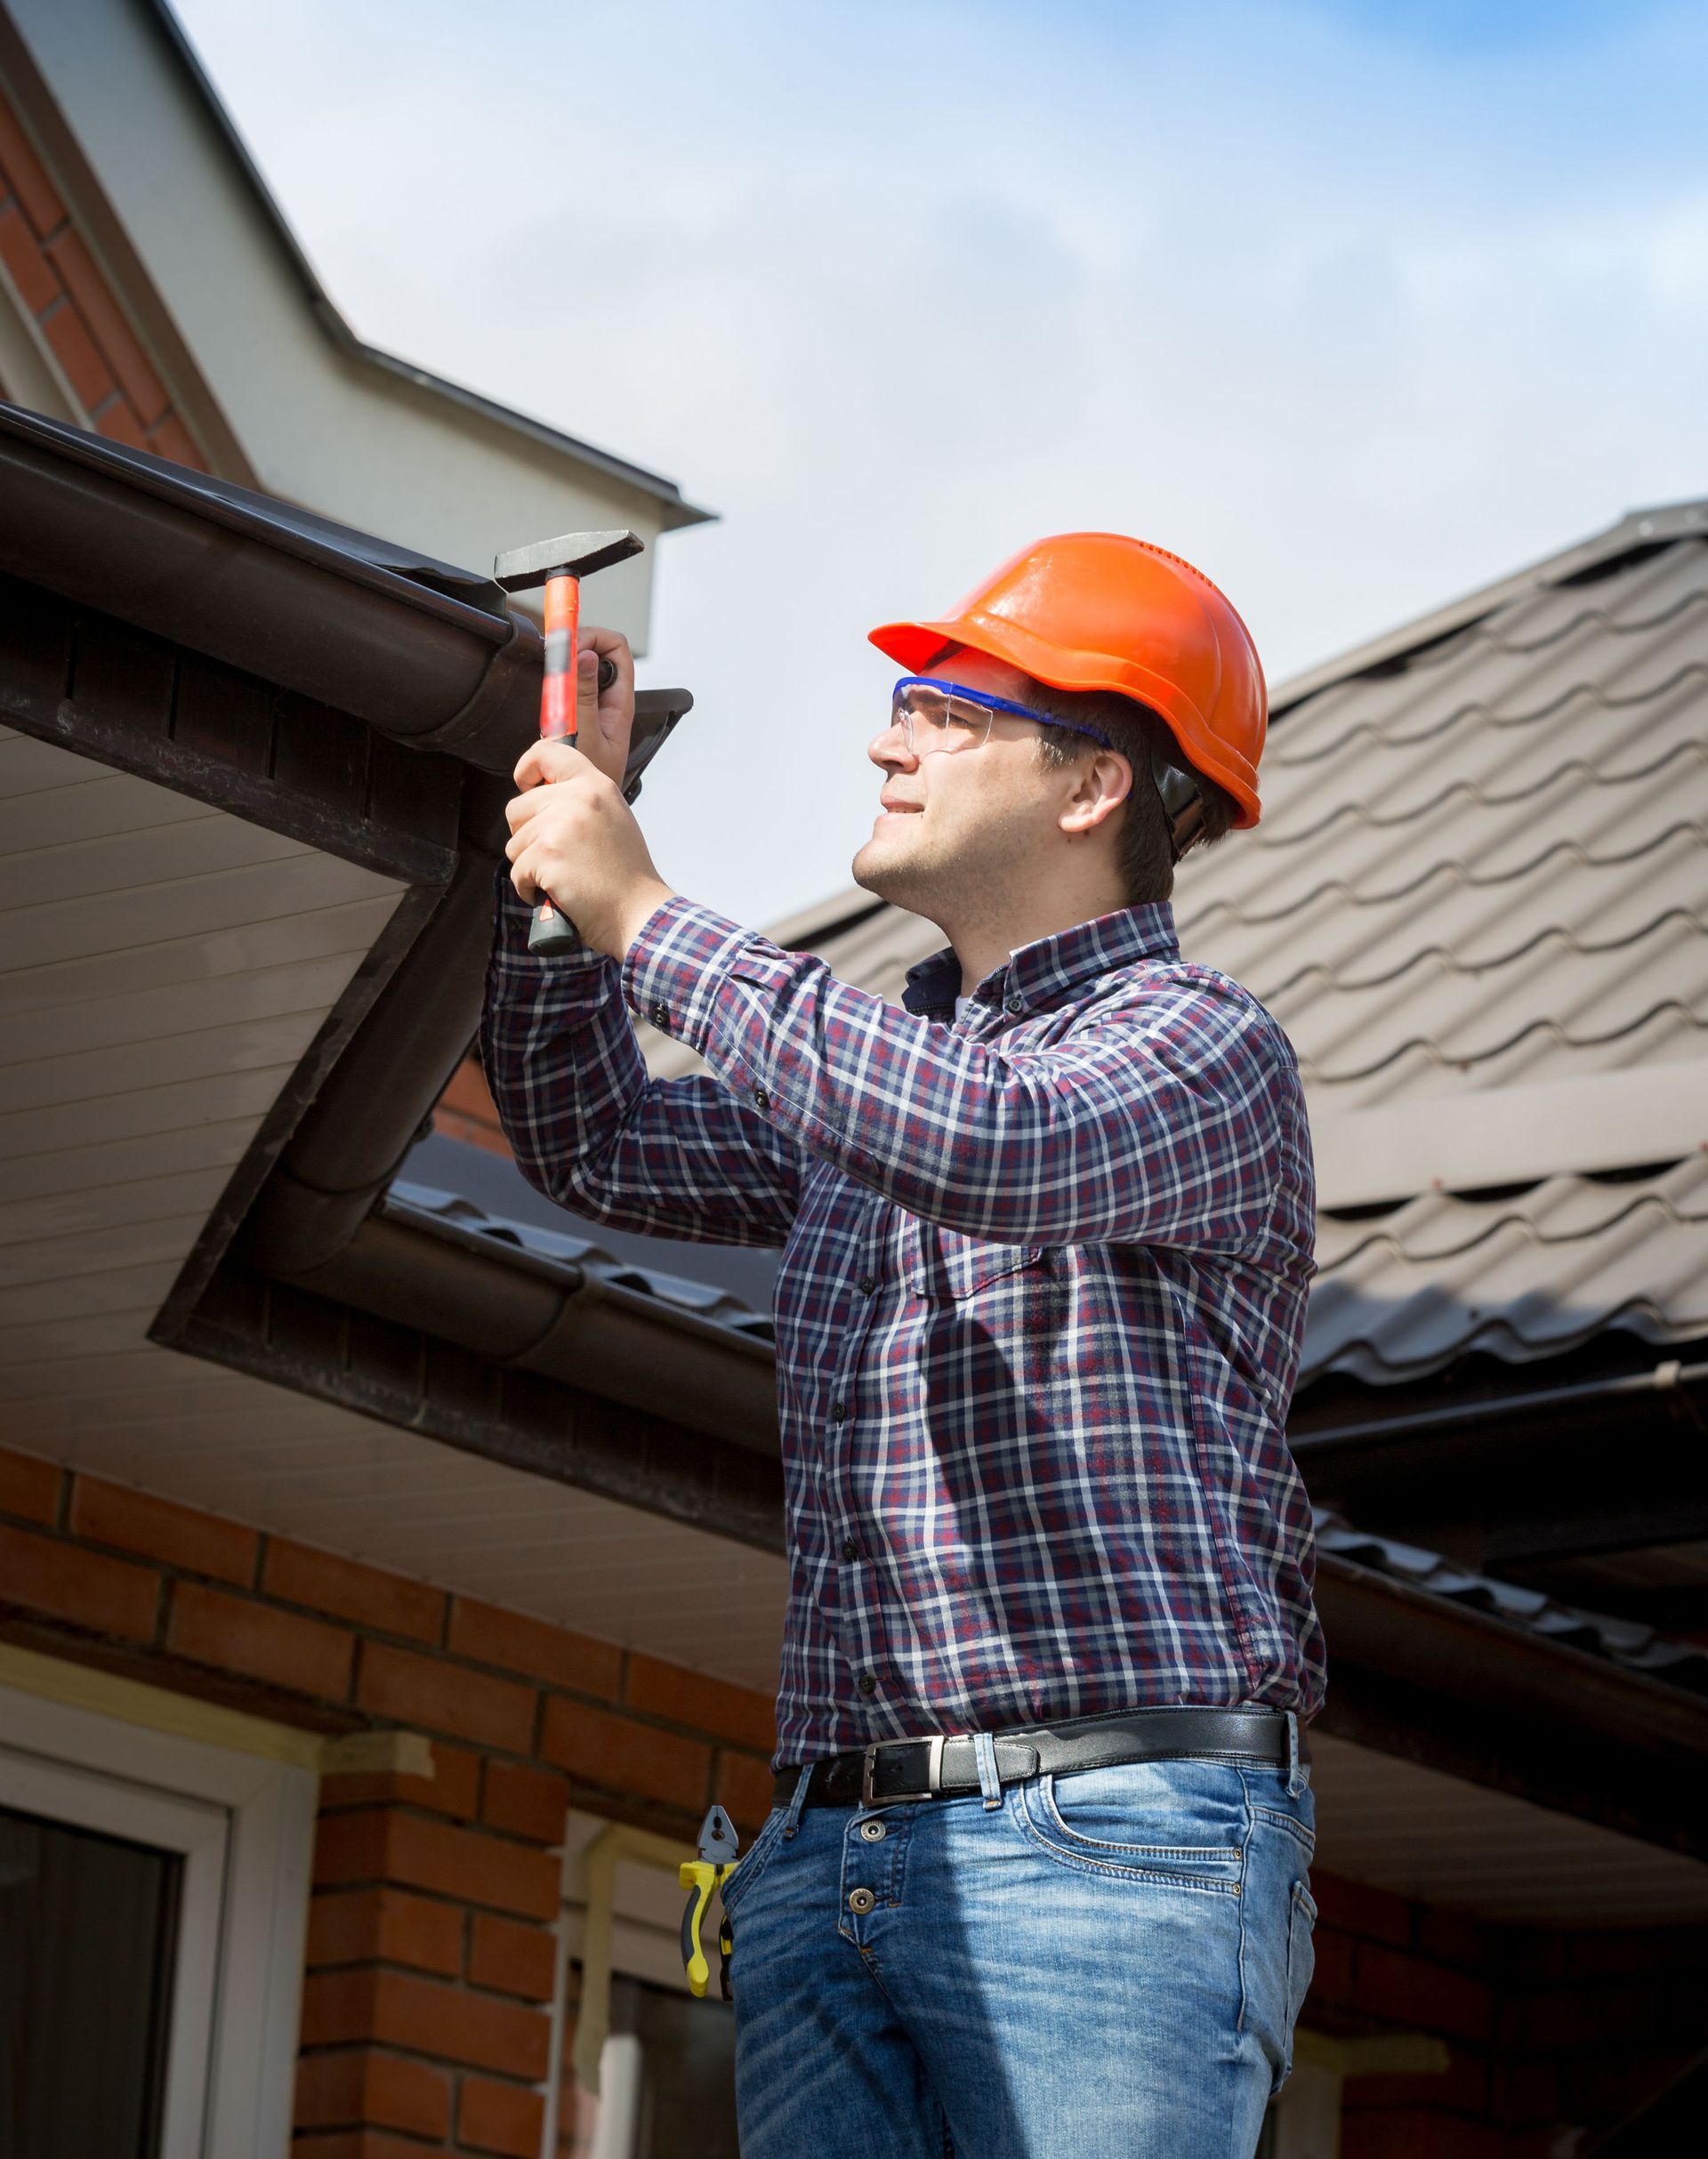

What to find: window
left=0, top=1666, right=317, bottom=2159
left=548, top=1813, right=740, bottom=2159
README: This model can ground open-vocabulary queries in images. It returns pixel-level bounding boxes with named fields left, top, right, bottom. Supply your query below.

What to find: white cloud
left=173, top=0, right=1708, bottom=924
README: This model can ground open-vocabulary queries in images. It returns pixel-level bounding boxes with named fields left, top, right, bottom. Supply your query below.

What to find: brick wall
left=0, top=80, right=206, bottom=465
left=1307, top=1872, right=1708, bottom=2155
left=0, top=1443, right=775, bottom=2158
left=4, top=1439, right=1704, bottom=2157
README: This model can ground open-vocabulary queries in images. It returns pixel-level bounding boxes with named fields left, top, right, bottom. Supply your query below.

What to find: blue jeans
left=723, top=1752, right=1317, bottom=2159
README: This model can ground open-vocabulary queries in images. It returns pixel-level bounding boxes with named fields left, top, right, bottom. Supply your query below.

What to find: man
left=484, top=532, right=1322, bottom=2158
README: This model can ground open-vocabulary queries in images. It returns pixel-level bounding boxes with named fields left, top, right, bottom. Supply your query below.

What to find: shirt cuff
left=489, top=867, right=606, bottom=971
left=621, top=895, right=795, bottom=1051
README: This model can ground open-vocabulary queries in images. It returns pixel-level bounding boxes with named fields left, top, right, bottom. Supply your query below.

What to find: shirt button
left=841, top=1538, right=859, bottom=1562
left=1004, top=993, right=1025, bottom=1014
left=857, top=1672, right=878, bottom=1696
left=830, top=1400, right=848, bottom=1422
left=857, top=1275, right=877, bottom=1295
left=752, top=1085, right=770, bottom=1110
left=848, top=1887, right=876, bottom=1913
left=649, top=1000, right=670, bottom=1030
left=858, top=1817, right=887, bottom=1843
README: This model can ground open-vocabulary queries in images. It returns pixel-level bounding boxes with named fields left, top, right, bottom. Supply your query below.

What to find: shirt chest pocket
left=904, top=1220, right=1046, bottom=1300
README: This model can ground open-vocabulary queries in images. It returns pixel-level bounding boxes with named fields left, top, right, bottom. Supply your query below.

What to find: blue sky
left=173, top=0, right=1708, bottom=924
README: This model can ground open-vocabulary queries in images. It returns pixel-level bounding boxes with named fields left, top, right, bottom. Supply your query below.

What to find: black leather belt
left=774, top=1706, right=1293, bottom=1810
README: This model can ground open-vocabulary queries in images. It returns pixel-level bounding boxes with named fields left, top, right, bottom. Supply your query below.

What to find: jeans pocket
left=1019, top=1761, right=1246, bottom=1893
left=1277, top=1879, right=1317, bottom=2088
left=718, top=1806, right=788, bottom=1921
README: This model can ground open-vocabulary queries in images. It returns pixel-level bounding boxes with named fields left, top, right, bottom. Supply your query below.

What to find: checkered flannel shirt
left=482, top=886, right=1325, bottom=1766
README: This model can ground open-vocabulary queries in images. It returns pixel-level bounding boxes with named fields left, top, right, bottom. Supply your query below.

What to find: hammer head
left=493, top=528, right=644, bottom=593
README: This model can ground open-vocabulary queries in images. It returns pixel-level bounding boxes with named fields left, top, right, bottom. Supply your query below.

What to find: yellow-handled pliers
left=680, top=1804, right=741, bottom=1998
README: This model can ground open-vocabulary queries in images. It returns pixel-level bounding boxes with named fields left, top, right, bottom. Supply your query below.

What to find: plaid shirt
left=483, top=888, right=1324, bottom=1766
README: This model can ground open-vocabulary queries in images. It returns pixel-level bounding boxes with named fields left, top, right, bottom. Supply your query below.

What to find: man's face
left=851, top=648, right=1080, bottom=922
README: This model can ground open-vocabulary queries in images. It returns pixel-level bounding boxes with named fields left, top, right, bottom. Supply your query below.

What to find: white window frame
left=0, top=1677, right=317, bottom=2159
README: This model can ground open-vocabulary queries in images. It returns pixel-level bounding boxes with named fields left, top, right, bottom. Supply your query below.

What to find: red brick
left=447, top=1596, right=621, bottom=1698
left=1311, top=1869, right=1414, bottom=1947
left=145, top=411, right=206, bottom=471
left=1354, top=1940, right=1495, bottom=2044
left=1415, top=1904, right=1494, bottom=1971
left=468, top=1913, right=557, bottom=2002
left=169, top=1579, right=352, bottom=1699
left=93, top=400, right=149, bottom=451
left=0, top=199, right=58, bottom=311
left=36, top=298, right=114, bottom=411
left=458, top=2074, right=545, bottom=2158
left=294, top=2047, right=450, bottom=2139
left=314, top=1810, right=560, bottom=1922
left=300, top=1968, right=550, bottom=2080
left=321, top=1739, right=480, bottom=1822
left=0, top=1446, right=60, bottom=1526
left=43, top=229, right=169, bottom=423
left=539, top=1695, right=711, bottom=1812
left=624, top=1653, right=775, bottom=1752
left=481, top=1760, right=569, bottom=1846
left=714, top=1749, right=776, bottom=1833
left=264, top=1539, right=446, bottom=1645
left=0, top=99, right=66, bottom=235
left=1305, top=1924, right=1354, bottom=2009
left=357, top=1639, right=535, bottom=1752
left=306, top=1887, right=463, bottom=1978
left=72, top=1476, right=257, bottom=1586
left=0, top=1520, right=157, bottom=1640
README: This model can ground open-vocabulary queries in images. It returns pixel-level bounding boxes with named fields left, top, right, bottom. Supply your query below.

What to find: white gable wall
left=7, top=0, right=675, bottom=648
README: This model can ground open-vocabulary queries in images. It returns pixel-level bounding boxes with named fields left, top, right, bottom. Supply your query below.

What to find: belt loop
left=783, top=1762, right=812, bottom=1838
left=973, top=1729, right=1003, bottom=1810
left=1285, top=1712, right=1305, bottom=1798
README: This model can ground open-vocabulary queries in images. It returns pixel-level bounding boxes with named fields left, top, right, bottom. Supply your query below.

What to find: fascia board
left=1309, top=1064, right=1708, bottom=1210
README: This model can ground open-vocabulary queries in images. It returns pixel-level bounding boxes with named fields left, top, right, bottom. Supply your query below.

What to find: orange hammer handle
left=541, top=571, right=580, bottom=742
left=529, top=570, right=583, bottom=952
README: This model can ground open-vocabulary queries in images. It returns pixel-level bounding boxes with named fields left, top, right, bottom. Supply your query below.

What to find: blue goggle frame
left=892, top=675, right=1115, bottom=750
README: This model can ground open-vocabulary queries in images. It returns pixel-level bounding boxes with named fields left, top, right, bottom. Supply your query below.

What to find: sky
left=173, top=0, right=1708, bottom=927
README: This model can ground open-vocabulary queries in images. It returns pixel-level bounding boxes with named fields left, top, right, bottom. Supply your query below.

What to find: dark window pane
left=0, top=1806, right=181, bottom=2159
left=560, top=1970, right=739, bottom=2159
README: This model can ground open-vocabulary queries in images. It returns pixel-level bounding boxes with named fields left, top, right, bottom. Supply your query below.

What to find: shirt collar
left=902, top=904, right=1180, bottom=1023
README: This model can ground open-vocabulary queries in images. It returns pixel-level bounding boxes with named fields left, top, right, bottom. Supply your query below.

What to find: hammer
left=495, top=526, right=646, bottom=955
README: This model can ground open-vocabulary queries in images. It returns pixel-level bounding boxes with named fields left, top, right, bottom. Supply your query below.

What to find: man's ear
left=1059, top=749, right=1132, bottom=837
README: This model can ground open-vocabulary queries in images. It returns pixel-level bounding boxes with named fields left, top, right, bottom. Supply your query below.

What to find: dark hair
left=1025, top=681, right=1239, bottom=905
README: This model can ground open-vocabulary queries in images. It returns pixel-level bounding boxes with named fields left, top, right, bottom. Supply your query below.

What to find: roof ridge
left=1271, top=510, right=1708, bottom=714
left=1338, top=576, right=1708, bottom=688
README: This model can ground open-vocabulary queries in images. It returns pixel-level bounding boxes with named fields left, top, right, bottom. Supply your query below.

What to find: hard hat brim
left=868, top=612, right=1261, bottom=826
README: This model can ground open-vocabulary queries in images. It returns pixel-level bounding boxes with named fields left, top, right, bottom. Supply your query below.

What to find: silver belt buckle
left=861, top=1735, right=945, bottom=1807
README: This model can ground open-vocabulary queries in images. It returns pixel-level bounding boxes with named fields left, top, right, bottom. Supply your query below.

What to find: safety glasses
left=889, top=676, right=1115, bottom=759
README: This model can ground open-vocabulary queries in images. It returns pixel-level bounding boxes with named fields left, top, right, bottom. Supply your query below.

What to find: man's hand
left=566, top=624, right=637, bottom=789
left=506, top=737, right=677, bottom=961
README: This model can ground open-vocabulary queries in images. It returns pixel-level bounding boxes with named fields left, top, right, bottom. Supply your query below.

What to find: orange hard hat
left=868, top=532, right=1267, bottom=825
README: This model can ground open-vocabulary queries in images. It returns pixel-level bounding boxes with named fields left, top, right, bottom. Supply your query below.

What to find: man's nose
left=868, top=722, right=917, bottom=771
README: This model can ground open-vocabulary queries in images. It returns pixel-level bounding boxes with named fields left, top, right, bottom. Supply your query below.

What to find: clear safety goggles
left=888, top=676, right=1114, bottom=759
left=886, top=675, right=1207, bottom=861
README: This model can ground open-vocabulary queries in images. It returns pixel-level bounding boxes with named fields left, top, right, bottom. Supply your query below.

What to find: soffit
left=1307, top=1728, right=1708, bottom=1922
left=0, top=724, right=789, bottom=1684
